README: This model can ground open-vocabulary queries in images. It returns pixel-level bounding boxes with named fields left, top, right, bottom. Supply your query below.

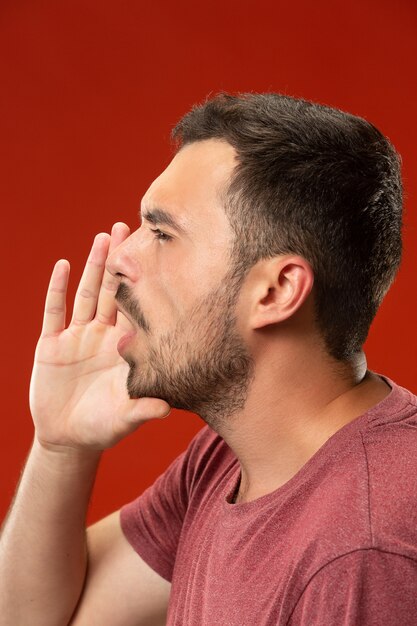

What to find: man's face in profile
left=110, top=140, right=256, bottom=428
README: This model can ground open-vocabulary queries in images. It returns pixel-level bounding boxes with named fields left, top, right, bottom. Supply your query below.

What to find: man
left=1, top=93, right=416, bottom=625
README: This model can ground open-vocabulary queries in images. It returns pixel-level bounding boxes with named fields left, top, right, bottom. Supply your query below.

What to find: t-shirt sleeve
left=119, top=425, right=211, bottom=583
left=288, top=549, right=417, bottom=626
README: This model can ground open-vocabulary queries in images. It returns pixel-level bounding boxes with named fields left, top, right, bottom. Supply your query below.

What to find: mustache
left=115, top=283, right=149, bottom=332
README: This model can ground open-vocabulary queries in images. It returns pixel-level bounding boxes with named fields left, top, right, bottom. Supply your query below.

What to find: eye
left=149, top=228, right=173, bottom=242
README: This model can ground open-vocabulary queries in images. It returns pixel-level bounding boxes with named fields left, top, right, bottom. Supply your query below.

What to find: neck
left=216, top=349, right=390, bottom=504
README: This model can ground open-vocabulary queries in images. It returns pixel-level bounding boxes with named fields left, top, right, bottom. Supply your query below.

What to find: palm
left=30, top=224, right=170, bottom=451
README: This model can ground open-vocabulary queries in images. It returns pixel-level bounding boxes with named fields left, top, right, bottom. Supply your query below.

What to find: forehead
left=141, top=139, right=237, bottom=235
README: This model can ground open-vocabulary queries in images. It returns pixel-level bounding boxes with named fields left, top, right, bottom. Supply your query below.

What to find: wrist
left=32, top=437, right=102, bottom=472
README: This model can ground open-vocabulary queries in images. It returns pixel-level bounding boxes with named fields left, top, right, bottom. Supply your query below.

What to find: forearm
left=1, top=225, right=170, bottom=624
left=0, top=438, right=101, bottom=626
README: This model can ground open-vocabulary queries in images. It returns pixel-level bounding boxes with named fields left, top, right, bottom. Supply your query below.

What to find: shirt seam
left=285, top=548, right=417, bottom=625
left=366, top=396, right=416, bottom=423
left=359, top=430, right=374, bottom=546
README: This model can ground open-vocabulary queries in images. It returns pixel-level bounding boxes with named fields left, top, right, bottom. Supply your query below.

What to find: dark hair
left=172, top=93, right=403, bottom=361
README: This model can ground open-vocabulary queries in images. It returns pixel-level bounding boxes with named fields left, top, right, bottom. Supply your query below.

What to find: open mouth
left=117, top=329, right=137, bottom=354
left=115, top=304, right=138, bottom=353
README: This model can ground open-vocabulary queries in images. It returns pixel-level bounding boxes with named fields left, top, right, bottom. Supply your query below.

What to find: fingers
left=96, top=222, right=131, bottom=325
left=46, top=223, right=130, bottom=331
left=71, top=233, right=111, bottom=325
left=42, top=259, right=70, bottom=336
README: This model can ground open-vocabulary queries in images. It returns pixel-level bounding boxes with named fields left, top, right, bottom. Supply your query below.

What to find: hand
left=29, top=223, right=171, bottom=452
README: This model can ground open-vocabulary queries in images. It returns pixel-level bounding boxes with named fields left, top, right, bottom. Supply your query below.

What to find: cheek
left=230, top=287, right=250, bottom=337
left=156, top=243, right=231, bottom=323
left=140, top=278, right=184, bottom=331
left=159, top=264, right=195, bottom=318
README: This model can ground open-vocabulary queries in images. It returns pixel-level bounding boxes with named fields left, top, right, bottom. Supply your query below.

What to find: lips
left=115, top=303, right=138, bottom=353
left=117, top=330, right=137, bottom=354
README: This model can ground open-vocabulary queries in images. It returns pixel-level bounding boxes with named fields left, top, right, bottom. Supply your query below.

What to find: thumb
left=124, top=397, right=172, bottom=423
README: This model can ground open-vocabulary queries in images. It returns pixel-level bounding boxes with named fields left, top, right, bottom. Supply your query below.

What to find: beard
left=115, top=270, right=255, bottom=431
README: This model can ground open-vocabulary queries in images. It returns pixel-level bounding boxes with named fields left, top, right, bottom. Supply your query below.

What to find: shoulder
left=285, top=379, right=417, bottom=569
left=289, top=548, right=417, bottom=625
left=358, top=380, right=417, bottom=556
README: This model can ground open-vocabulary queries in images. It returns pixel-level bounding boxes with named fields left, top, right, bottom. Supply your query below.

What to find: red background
left=0, top=0, right=416, bottom=525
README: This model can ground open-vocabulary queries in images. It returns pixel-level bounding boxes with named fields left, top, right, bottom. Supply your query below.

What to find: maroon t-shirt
left=120, top=376, right=417, bottom=625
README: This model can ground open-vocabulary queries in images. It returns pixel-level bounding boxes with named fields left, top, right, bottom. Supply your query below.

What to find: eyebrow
left=139, top=207, right=188, bottom=236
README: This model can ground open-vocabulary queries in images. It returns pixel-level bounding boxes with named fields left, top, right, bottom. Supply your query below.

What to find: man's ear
left=249, top=255, right=314, bottom=330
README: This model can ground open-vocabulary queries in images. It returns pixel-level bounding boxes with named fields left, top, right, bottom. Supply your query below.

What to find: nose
left=106, top=223, right=139, bottom=282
